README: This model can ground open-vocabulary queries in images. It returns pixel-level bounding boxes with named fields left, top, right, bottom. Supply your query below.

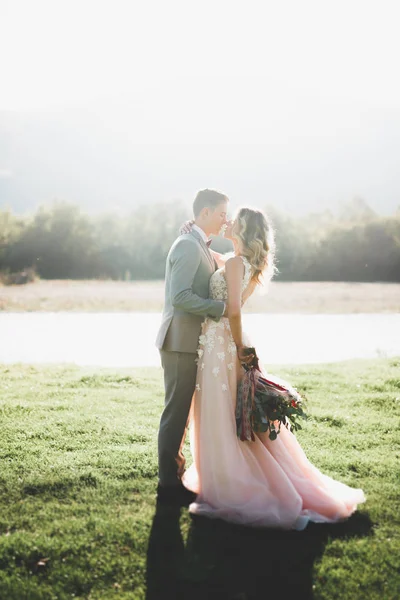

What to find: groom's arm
left=170, top=239, right=225, bottom=318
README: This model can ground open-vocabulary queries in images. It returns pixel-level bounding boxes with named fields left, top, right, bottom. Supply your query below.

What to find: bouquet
left=236, top=347, right=307, bottom=442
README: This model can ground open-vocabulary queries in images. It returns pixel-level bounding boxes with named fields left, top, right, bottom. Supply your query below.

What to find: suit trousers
left=158, top=349, right=198, bottom=486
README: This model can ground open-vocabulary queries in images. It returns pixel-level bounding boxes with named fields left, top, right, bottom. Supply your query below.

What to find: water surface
left=1, top=312, right=399, bottom=367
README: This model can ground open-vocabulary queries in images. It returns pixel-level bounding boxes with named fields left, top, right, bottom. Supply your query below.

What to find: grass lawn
left=0, top=358, right=399, bottom=599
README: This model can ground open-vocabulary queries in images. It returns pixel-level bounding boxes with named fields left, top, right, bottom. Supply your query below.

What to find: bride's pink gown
left=182, top=256, right=366, bottom=530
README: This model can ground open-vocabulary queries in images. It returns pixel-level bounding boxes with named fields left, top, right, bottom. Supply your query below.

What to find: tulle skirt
left=182, top=317, right=366, bottom=530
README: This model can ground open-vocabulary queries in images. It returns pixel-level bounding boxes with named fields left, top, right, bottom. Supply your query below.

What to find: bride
left=182, top=206, right=366, bottom=530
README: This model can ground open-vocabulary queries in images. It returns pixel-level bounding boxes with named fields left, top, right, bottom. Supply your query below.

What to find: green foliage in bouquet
left=236, top=348, right=308, bottom=442
left=248, top=380, right=308, bottom=441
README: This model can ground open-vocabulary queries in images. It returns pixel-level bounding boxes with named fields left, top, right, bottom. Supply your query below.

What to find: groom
left=155, top=189, right=229, bottom=505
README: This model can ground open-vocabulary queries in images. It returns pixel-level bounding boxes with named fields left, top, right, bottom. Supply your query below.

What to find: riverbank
left=1, top=280, right=399, bottom=313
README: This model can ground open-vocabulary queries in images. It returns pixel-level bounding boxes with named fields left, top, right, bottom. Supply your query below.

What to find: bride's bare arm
left=225, top=257, right=255, bottom=365
left=225, top=256, right=245, bottom=348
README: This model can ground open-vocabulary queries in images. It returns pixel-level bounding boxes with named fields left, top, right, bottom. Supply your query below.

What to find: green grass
left=0, top=359, right=399, bottom=599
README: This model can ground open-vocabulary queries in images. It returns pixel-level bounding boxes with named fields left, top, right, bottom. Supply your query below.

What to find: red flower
left=291, top=400, right=297, bottom=408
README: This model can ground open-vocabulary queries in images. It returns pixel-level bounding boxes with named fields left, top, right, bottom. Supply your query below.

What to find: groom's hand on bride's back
left=209, top=302, right=228, bottom=322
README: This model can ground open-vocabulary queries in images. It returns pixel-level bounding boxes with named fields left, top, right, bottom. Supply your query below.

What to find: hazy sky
left=2, top=0, right=400, bottom=111
left=1, top=0, right=400, bottom=214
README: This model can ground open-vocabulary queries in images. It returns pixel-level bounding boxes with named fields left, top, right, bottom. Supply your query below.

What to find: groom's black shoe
left=156, top=483, right=197, bottom=507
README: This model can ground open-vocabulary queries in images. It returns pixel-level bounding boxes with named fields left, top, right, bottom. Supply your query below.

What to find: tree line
left=0, top=198, right=399, bottom=282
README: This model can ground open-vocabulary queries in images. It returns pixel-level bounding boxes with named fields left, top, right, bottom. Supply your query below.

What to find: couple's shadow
left=146, top=502, right=373, bottom=599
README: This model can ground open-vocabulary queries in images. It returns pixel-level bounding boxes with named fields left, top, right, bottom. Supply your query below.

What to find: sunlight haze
left=1, top=0, right=400, bottom=214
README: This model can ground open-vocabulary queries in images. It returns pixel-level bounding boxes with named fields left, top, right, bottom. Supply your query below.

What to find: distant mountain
left=1, top=107, right=400, bottom=216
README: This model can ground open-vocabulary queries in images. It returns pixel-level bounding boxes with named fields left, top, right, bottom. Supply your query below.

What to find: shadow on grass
left=146, top=504, right=373, bottom=600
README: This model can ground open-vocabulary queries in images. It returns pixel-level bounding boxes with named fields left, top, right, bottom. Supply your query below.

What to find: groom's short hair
left=193, top=189, right=228, bottom=217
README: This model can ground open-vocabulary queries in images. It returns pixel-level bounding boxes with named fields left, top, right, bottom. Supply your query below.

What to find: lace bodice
left=209, top=256, right=252, bottom=302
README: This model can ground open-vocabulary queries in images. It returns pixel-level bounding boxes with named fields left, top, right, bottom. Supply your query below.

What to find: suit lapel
left=190, top=230, right=216, bottom=271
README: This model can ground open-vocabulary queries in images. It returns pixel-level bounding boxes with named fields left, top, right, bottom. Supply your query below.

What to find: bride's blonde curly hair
left=232, top=207, right=276, bottom=284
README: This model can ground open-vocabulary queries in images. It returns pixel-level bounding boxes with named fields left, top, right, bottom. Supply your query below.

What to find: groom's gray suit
left=156, top=229, right=225, bottom=486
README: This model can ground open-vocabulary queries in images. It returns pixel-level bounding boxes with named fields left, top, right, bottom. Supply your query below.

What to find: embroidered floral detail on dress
left=195, top=256, right=252, bottom=362
left=196, top=383, right=201, bottom=391
left=196, top=320, right=219, bottom=354
left=209, top=256, right=251, bottom=304
left=212, top=367, right=220, bottom=377
left=209, top=268, right=228, bottom=301
left=228, top=342, right=236, bottom=356
left=222, top=383, right=227, bottom=392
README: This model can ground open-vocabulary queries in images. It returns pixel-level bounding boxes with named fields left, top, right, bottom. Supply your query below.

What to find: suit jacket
left=155, top=229, right=225, bottom=353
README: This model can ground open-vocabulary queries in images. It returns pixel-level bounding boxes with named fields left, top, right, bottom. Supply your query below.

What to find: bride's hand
left=223, top=219, right=235, bottom=240
left=179, top=219, right=194, bottom=235
left=237, top=345, right=256, bottom=366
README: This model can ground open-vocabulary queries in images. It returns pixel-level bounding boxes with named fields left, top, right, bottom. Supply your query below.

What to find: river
left=1, top=312, right=399, bottom=367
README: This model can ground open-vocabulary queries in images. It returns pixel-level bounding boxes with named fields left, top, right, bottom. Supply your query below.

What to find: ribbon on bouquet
left=236, top=348, right=297, bottom=442
left=237, top=368, right=257, bottom=441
